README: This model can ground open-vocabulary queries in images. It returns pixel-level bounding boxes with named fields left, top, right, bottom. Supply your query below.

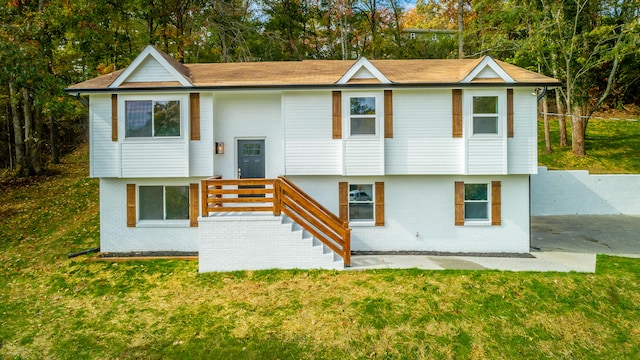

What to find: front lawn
left=1, top=145, right=639, bottom=358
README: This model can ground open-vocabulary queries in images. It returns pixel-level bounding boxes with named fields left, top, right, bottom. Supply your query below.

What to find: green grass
left=2, top=143, right=640, bottom=358
left=538, top=117, right=640, bottom=173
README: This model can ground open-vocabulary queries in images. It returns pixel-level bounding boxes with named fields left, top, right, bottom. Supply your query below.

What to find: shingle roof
left=67, top=52, right=560, bottom=92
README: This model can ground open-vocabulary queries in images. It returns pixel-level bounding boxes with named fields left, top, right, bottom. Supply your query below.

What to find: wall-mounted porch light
left=215, top=142, right=224, bottom=154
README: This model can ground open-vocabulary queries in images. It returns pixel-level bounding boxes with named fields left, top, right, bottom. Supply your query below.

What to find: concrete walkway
left=349, top=215, right=640, bottom=273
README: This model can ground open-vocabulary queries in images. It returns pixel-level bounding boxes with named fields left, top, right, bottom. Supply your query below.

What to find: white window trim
left=344, top=92, right=382, bottom=139
left=120, top=94, right=188, bottom=141
left=464, top=182, right=492, bottom=226
left=137, top=184, right=190, bottom=225
left=348, top=183, right=375, bottom=225
left=465, top=90, right=505, bottom=138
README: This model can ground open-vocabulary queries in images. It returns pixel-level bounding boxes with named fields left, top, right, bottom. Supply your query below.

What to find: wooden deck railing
left=200, top=177, right=351, bottom=266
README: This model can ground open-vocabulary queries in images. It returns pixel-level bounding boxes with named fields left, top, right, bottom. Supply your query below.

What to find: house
left=403, top=28, right=456, bottom=41
left=66, top=45, right=560, bottom=272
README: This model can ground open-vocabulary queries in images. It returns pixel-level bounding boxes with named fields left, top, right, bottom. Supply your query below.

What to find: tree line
left=1, top=0, right=639, bottom=176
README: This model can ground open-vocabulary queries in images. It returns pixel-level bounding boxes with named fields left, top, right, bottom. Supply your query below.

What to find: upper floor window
left=472, top=96, right=499, bottom=135
left=350, top=97, right=376, bottom=136
left=125, top=100, right=181, bottom=138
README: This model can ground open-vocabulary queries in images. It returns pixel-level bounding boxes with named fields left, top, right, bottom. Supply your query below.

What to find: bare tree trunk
left=22, top=88, right=42, bottom=174
left=50, top=113, right=59, bottom=164
left=9, top=82, right=27, bottom=175
left=458, top=0, right=464, bottom=58
left=555, top=89, right=567, bottom=147
left=543, top=94, right=551, bottom=153
left=571, top=106, right=586, bottom=156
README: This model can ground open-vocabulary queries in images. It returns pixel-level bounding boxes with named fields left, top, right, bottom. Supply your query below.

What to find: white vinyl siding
left=283, top=92, right=342, bottom=175
left=465, top=90, right=507, bottom=175
left=189, top=93, right=213, bottom=176
left=467, top=140, right=506, bottom=174
left=121, top=141, right=187, bottom=177
left=119, top=93, right=189, bottom=178
left=508, top=88, right=538, bottom=174
left=125, top=57, right=176, bottom=83
left=90, top=94, right=118, bottom=177
left=343, top=92, right=384, bottom=176
left=345, top=139, right=384, bottom=175
left=213, top=93, right=284, bottom=180
left=385, top=90, right=464, bottom=174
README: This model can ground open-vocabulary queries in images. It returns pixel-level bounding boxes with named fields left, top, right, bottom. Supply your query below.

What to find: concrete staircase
left=198, top=214, right=344, bottom=272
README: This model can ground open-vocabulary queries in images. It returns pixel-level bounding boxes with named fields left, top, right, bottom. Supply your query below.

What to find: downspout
left=536, top=86, right=548, bottom=102
left=530, top=86, right=547, bottom=251
left=75, top=93, right=89, bottom=108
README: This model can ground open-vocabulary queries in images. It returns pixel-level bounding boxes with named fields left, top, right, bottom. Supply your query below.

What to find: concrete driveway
left=350, top=215, right=639, bottom=272
left=531, top=215, right=640, bottom=257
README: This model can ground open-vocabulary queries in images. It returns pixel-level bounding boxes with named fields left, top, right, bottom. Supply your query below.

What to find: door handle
left=237, top=168, right=242, bottom=179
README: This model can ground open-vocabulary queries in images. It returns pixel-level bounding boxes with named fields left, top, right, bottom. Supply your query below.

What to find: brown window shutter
left=491, top=181, right=502, bottom=226
left=189, top=183, right=199, bottom=227
left=190, top=93, right=200, bottom=141
left=454, top=181, right=464, bottom=226
left=126, top=184, right=136, bottom=227
left=507, top=89, right=514, bottom=138
left=384, top=90, right=393, bottom=138
left=112, top=94, right=118, bottom=141
left=452, top=89, right=462, bottom=138
left=338, top=182, right=348, bottom=221
left=375, top=182, right=385, bottom=226
left=332, top=91, right=342, bottom=139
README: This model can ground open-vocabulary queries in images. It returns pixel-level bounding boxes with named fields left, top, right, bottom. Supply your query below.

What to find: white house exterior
left=67, top=46, right=559, bottom=271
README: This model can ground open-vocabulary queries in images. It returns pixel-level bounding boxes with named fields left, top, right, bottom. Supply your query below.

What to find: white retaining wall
left=198, top=214, right=343, bottom=272
left=531, top=167, right=640, bottom=215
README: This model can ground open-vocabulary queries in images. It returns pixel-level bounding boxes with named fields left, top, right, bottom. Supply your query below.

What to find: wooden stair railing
left=200, top=177, right=351, bottom=266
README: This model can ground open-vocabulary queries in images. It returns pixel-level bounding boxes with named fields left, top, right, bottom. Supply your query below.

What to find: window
left=455, top=181, right=501, bottom=226
left=472, top=96, right=499, bottom=134
left=125, top=100, right=181, bottom=138
left=350, top=97, right=376, bottom=136
left=139, top=185, right=189, bottom=220
left=348, top=184, right=374, bottom=221
left=464, top=183, right=489, bottom=221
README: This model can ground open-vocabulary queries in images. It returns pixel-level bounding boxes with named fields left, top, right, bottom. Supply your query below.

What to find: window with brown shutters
left=384, top=90, right=393, bottom=139
left=455, top=180, right=502, bottom=226
left=112, top=94, right=118, bottom=141
left=340, top=182, right=384, bottom=226
left=190, top=93, right=200, bottom=141
left=506, top=89, right=514, bottom=138
left=332, top=91, right=342, bottom=139
left=452, top=89, right=462, bottom=138
left=127, top=184, right=136, bottom=227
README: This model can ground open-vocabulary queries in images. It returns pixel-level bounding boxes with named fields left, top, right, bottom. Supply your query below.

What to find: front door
left=237, top=139, right=265, bottom=197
